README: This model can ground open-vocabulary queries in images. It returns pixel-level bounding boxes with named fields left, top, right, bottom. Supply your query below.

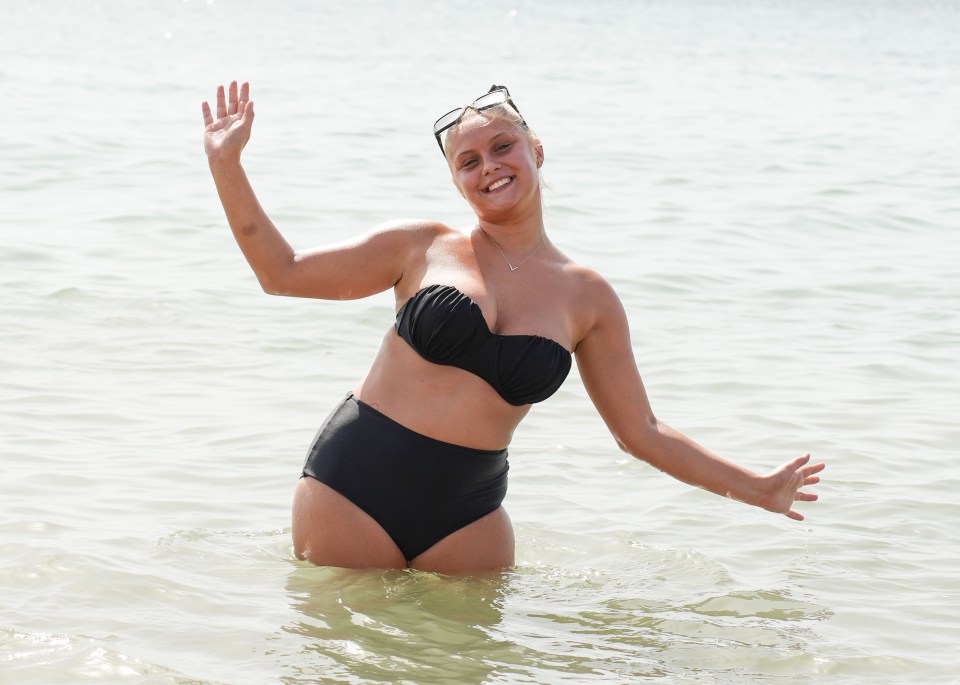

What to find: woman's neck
left=475, top=210, right=549, bottom=272
left=476, top=205, right=546, bottom=250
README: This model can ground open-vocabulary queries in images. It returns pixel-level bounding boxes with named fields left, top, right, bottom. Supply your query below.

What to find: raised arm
left=573, top=275, right=823, bottom=521
left=201, top=81, right=424, bottom=300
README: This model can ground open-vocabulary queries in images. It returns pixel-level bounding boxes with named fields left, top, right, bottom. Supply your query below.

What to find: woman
left=201, top=81, right=824, bottom=575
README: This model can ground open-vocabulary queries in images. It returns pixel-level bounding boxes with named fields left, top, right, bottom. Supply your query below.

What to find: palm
left=762, top=454, right=824, bottom=521
left=204, top=112, right=246, bottom=157
left=201, top=81, right=253, bottom=161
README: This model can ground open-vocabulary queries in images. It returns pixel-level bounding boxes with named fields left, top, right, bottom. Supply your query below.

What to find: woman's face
left=444, top=113, right=543, bottom=221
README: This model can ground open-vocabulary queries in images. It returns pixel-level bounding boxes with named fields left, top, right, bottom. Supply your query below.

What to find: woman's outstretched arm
left=573, top=273, right=824, bottom=521
left=202, top=81, right=422, bottom=300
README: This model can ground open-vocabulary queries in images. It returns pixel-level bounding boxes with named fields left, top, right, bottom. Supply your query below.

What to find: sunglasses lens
left=472, top=89, right=508, bottom=111
left=433, top=108, right=465, bottom=135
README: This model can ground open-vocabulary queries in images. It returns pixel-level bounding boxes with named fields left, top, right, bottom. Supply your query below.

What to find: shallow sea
left=2, top=0, right=959, bottom=683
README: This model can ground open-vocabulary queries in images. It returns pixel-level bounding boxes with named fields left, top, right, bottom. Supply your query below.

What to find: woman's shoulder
left=374, top=218, right=463, bottom=237
left=556, top=258, right=620, bottom=305
left=552, top=259, right=626, bottom=347
left=371, top=218, right=457, bottom=239
left=371, top=218, right=474, bottom=253
left=349, top=219, right=456, bottom=259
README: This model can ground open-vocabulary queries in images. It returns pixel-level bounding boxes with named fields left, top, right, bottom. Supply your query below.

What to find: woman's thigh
left=409, top=507, right=515, bottom=575
left=291, top=477, right=406, bottom=569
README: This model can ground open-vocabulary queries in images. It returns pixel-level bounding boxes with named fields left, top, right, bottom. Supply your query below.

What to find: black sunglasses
left=432, top=85, right=526, bottom=155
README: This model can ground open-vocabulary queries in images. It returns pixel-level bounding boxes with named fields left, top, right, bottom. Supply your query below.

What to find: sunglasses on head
left=433, top=85, right=526, bottom=155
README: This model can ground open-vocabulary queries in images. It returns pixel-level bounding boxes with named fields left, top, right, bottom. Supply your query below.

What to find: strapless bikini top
left=395, top=284, right=572, bottom=406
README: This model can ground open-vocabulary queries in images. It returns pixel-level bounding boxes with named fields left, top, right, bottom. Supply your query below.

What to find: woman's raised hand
left=202, top=81, right=254, bottom=164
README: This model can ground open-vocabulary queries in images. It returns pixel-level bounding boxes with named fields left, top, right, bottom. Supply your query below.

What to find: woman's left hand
left=758, top=453, right=825, bottom=520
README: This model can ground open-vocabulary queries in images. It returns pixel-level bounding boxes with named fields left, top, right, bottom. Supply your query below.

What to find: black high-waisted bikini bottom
left=301, top=394, right=509, bottom=562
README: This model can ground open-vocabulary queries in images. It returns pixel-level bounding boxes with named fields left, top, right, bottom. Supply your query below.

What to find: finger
left=216, top=85, right=226, bottom=119
left=201, top=101, right=213, bottom=127
left=228, top=80, right=239, bottom=116
left=779, top=453, right=812, bottom=476
left=804, top=475, right=821, bottom=486
left=785, top=510, right=804, bottom=522
left=240, top=81, right=250, bottom=104
left=795, top=492, right=819, bottom=502
left=236, top=100, right=253, bottom=124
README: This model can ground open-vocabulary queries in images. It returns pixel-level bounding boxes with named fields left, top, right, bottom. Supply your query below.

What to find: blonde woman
left=201, top=81, right=824, bottom=575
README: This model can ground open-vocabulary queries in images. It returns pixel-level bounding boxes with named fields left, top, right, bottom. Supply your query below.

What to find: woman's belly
left=352, top=330, right=529, bottom=450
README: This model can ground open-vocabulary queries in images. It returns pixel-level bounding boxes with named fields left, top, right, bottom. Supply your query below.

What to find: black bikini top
left=395, top=284, right=572, bottom=406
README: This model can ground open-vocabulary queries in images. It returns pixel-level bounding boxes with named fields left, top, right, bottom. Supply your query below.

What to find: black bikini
left=301, top=284, right=572, bottom=561
left=395, top=284, right=571, bottom=405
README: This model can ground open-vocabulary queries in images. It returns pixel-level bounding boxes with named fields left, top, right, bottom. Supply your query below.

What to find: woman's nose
left=481, top=155, right=501, bottom=174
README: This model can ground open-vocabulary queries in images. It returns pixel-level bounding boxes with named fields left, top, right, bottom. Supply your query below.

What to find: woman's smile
left=484, top=176, right=514, bottom=193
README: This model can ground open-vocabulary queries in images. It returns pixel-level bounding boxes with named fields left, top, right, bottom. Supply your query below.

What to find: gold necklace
left=478, top=227, right=546, bottom=272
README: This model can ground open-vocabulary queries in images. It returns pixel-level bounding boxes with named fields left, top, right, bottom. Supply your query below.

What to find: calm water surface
left=2, top=1, right=959, bottom=683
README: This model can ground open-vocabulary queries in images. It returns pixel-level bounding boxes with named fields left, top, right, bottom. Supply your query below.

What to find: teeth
left=487, top=177, right=512, bottom=192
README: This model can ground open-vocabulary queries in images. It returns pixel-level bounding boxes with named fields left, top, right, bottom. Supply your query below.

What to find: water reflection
left=283, top=563, right=511, bottom=684
left=279, top=538, right=837, bottom=683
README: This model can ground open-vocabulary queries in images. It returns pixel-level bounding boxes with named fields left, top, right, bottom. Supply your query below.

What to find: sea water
left=2, top=0, right=959, bottom=683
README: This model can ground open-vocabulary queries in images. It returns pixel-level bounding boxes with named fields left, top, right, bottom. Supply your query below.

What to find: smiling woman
left=201, top=80, right=824, bottom=575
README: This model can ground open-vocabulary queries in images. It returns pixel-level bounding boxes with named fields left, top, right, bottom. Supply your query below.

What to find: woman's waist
left=354, top=360, right=528, bottom=451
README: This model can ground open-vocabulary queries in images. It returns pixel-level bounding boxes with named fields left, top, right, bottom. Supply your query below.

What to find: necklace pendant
left=478, top=225, right=546, bottom=273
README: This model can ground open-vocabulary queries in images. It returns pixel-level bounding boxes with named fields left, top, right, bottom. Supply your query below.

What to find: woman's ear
left=535, top=144, right=544, bottom=168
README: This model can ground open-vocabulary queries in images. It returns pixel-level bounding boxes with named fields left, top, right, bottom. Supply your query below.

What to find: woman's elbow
left=256, top=272, right=292, bottom=296
left=254, top=252, right=301, bottom=296
left=612, top=414, right=661, bottom=460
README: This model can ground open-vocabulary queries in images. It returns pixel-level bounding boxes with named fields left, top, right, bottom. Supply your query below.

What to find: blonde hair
left=442, top=104, right=540, bottom=163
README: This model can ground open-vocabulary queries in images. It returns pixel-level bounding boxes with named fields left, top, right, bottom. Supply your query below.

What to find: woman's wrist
left=724, top=469, right=766, bottom=508
left=207, top=153, right=244, bottom=176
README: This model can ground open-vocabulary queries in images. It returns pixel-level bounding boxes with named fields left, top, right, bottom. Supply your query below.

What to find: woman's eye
left=496, top=142, right=513, bottom=152
left=461, top=158, right=478, bottom=169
